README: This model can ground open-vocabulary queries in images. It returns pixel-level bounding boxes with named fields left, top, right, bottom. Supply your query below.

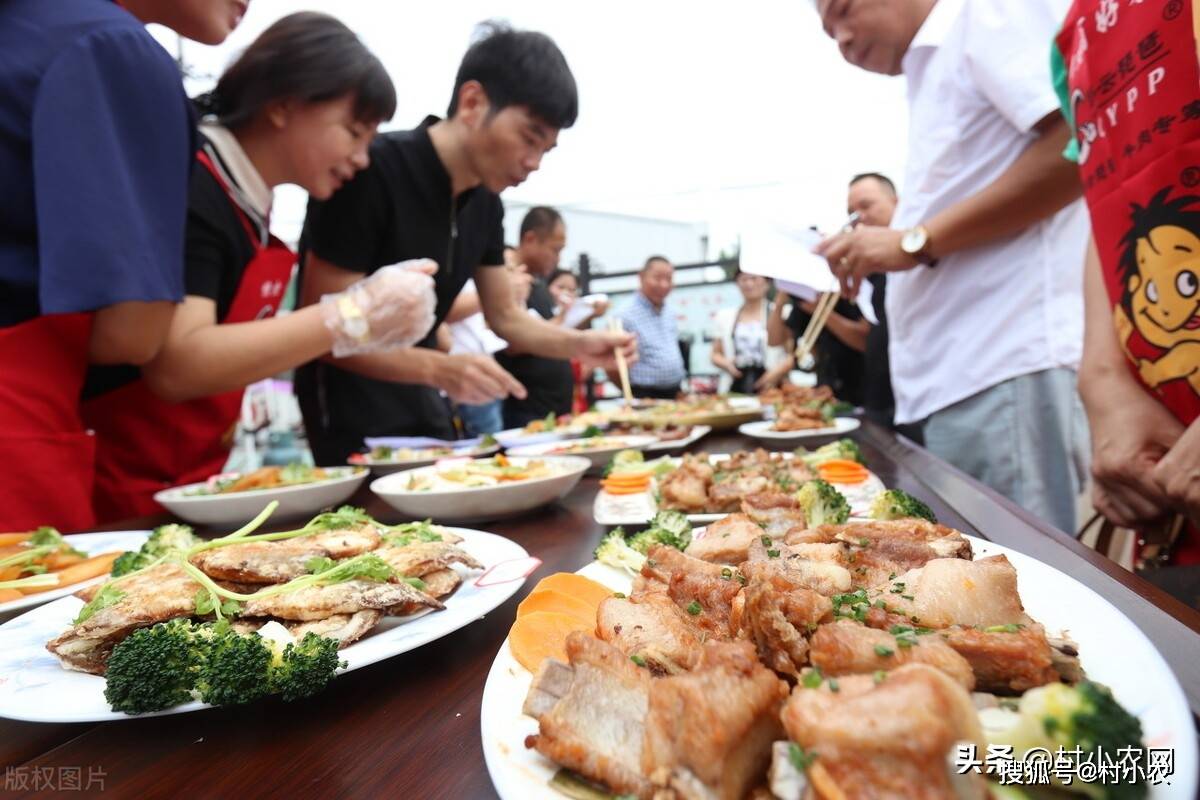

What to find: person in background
left=544, top=268, right=608, bottom=412
left=296, top=24, right=634, bottom=464
left=496, top=207, right=576, bottom=428
left=767, top=285, right=868, bottom=406
left=711, top=270, right=793, bottom=394
left=813, top=0, right=1090, bottom=533
left=621, top=256, right=687, bottom=399
left=0, top=0, right=247, bottom=532
left=845, top=171, right=923, bottom=443
left=444, top=245, right=531, bottom=436
left=80, top=12, right=435, bottom=522
left=1054, top=0, right=1200, bottom=572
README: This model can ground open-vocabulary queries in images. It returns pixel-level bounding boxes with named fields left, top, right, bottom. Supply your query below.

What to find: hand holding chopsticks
left=609, top=317, right=634, bottom=408
left=794, top=290, right=840, bottom=365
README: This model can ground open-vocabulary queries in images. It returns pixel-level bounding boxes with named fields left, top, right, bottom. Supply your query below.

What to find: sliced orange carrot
left=509, top=611, right=593, bottom=672
left=20, top=551, right=121, bottom=594
left=517, top=588, right=597, bottom=624
left=0, top=533, right=33, bottom=547
left=818, top=460, right=868, bottom=485
left=602, top=485, right=649, bottom=496
left=534, top=572, right=616, bottom=608
left=0, top=589, right=21, bottom=603
left=44, top=550, right=86, bottom=570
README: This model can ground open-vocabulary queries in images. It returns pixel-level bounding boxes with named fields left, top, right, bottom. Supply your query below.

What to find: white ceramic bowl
left=154, top=467, right=368, bottom=527
left=348, top=443, right=502, bottom=475
left=369, top=456, right=590, bottom=523
left=504, top=435, right=657, bottom=472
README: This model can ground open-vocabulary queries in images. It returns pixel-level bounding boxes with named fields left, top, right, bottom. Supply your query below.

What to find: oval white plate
left=0, top=530, right=151, bottom=617
left=642, top=425, right=712, bottom=453
left=739, top=416, right=861, bottom=441
left=349, top=444, right=501, bottom=475
left=0, top=527, right=532, bottom=723
left=154, top=468, right=368, bottom=527
left=370, top=456, right=590, bottom=524
left=506, top=436, right=658, bottom=472
left=480, top=537, right=1198, bottom=800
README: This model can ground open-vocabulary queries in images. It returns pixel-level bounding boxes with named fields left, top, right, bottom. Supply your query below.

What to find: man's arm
left=89, top=301, right=176, bottom=365
left=299, top=253, right=525, bottom=402
left=766, top=296, right=793, bottom=347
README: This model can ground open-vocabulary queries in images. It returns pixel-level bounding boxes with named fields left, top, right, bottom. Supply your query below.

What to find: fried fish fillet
left=286, top=610, right=384, bottom=647
left=374, top=541, right=482, bottom=578
left=240, top=579, right=441, bottom=621
left=188, top=526, right=382, bottom=583
left=389, top=568, right=462, bottom=615
left=47, top=563, right=201, bottom=675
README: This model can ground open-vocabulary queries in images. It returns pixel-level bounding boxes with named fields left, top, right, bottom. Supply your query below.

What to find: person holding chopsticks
left=80, top=12, right=438, bottom=522
left=767, top=286, right=868, bottom=406
left=0, top=0, right=249, bottom=533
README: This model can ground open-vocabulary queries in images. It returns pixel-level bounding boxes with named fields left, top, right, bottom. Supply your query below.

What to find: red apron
left=0, top=312, right=97, bottom=532
left=82, top=151, right=295, bottom=523
left=1058, top=0, right=1200, bottom=563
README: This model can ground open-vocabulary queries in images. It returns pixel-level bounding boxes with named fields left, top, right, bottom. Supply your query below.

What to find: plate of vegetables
left=0, top=528, right=150, bottom=616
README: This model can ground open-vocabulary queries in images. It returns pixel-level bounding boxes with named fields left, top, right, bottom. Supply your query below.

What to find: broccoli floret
left=798, top=438, right=864, bottom=468
left=270, top=632, right=344, bottom=701
left=980, top=681, right=1146, bottom=800
left=111, top=523, right=201, bottom=577
left=104, top=619, right=205, bottom=713
left=628, top=511, right=693, bottom=554
left=594, top=529, right=646, bottom=574
left=194, top=622, right=273, bottom=707
left=869, top=489, right=937, bottom=523
left=796, top=479, right=851, bottom=526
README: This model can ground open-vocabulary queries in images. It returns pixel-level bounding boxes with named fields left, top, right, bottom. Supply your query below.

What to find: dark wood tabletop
left=3, top=421, right=1199, bottom=798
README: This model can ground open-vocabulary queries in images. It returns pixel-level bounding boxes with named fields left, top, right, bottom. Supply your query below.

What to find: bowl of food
left=369, top=454, right=590, bottom=523
left=154, top=464, right=368, bottom=526
left=505, top=435, right=658, bottom=472
left=348, top=440, right=501, bottom=475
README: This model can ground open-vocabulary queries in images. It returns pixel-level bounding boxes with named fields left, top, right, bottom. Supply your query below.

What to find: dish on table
left=0, top=507, right=532, bottom=722
left=154, top=466, right=368, bottom=526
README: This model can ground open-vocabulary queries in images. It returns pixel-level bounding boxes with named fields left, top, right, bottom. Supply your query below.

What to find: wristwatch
left=900, top=225, right=938, bottom=267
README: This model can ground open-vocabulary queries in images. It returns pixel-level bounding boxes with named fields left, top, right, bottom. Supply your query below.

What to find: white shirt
left=887, top=0, right=1087, bottom=424
left=447, top=280, right=507, bottom=356
left=710, top=305, right=789, bottom=393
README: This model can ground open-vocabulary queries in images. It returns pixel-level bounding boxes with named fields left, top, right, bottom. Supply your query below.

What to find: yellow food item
left=517, top=588, right=598, bottom=624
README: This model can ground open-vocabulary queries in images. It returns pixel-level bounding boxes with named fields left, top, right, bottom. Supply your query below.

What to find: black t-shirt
left=785, top=297, right=865, bottom=407
left=295, top=117, right=505, bottom=464
left=496, top=279, right=574, bottom=427
left=83, top=140, right=259, bottom=400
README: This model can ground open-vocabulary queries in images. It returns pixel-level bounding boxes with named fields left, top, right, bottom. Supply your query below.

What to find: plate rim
left=153, top=466, right=367, bottom=505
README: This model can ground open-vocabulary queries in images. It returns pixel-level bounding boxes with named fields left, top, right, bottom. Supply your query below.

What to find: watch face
left=901, top=227, right=927, bottom=255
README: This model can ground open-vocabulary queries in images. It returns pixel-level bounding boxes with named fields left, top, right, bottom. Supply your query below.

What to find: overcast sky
left=153, top=0, right=911, bottom=255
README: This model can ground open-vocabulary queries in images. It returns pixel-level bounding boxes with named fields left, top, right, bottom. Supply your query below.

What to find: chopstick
left=609, top=317, right=634, bottom=408
left=795, top=291, right=840, bottom=364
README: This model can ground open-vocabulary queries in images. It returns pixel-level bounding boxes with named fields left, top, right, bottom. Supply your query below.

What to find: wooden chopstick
left=796, top=291, right=839, bottom=364
left=610, top=317, right=634, bottom=408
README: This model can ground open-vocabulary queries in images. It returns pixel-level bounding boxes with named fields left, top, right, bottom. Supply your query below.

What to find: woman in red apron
left=0, top=0, right=248, bottom=533
left=1055, top=0, right=1200, bottom=569
left=81, top=12, right=437, bottom=522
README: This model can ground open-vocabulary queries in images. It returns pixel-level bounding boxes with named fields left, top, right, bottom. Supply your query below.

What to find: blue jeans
left=457, top=400, right=504, bottom=436
left=923, top=368, right=1090, bottom=534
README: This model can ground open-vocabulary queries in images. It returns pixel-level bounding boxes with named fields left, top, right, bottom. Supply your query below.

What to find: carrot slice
left=0, top=589, right=21, bottom=603
left=602, top=485, right=649, bottom=495
left=21, top=551, right=121, bottom=594
left=534, top=573, right=616, bottom=608
left=517, top=588, right=597, bottom=624
left=509, top=611, right=593, bottom=672
left=0, top=533, right=33, bottom=547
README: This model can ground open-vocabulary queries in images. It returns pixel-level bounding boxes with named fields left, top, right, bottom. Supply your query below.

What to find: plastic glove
left=321, top=259, right=438, bottom=357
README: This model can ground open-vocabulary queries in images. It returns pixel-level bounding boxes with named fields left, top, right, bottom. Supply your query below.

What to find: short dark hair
left=849, top=172, right=897, bottom=197
left=1118, top=186, right=1200, bottom=310
left=520, top=206, right=563, bottom=239
left=547, top=268, right=576, bottom=287
left=447, top=22, right=578, bottom=129
left=195, top=12, right=396, bottom=130
left=642, top=255, right=671, bottom=273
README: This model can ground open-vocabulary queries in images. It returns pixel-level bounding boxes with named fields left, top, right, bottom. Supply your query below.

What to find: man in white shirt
left=814, top=0, right=1090, bottom=533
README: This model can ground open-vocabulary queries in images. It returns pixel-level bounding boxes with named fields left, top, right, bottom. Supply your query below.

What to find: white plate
left=738, top=416, right=861, bottom=441
left=0, top=527, right=531, bottom=723
left=641, top=425, right=713, bottom=453
left=480, top=536, right=1199, bottom=800
left=593, top=454, right=884, bottom=526
left=495, top=423, right=609, bottom=449
left=154, top=468, right=369, bottom=527
left=506, top=436, right=658, bottom=472
left=349, top=444, right=501, bottom=475
left=0, top=530, right=151, bottom=617
left=370, top=456, right=590, bottom=524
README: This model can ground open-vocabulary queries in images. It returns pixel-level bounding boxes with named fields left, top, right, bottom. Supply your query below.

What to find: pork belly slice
left=596, top=592, right=703, bottom=675
left=941, top=624, right=1059, bottom=694
left=523, top=633, right=654, bottom=798
left=374, top=540, right=482, bottom=578
left=188, top=525, right=381, bottom=583
left=708, top=473, right=771, bottom=513
left=787, top=518, right=971, bottom=561
left=869, top=555, right=1032, bottom=630
left=667, top=564, right=743, bottom=639
left=737, top=561, right=833, bottom=678
left=685, top=512, right=765, bottom=564
left=642, top=640, right=789, bottom=800
left=640, top=544, right=727, bottom=586
left=659, top=456, right=714, bottom=513
left=740, top=492, right=807, bottom=539
left=809, top=619, right=975, bottom=690
left=746, top=537, right=852, bottom=597
left=47, top=563, right=201, bottom=675
left=780, top=663, right=987, bottom=800
left=240, top=579, right=441, bottom=621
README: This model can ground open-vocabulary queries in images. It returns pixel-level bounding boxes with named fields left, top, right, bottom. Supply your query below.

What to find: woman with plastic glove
left=81, top=13, right=437, bottom=522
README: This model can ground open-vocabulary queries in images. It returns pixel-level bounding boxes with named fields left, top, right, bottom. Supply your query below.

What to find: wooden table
left=3, top=421, right=1199, bottom=798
